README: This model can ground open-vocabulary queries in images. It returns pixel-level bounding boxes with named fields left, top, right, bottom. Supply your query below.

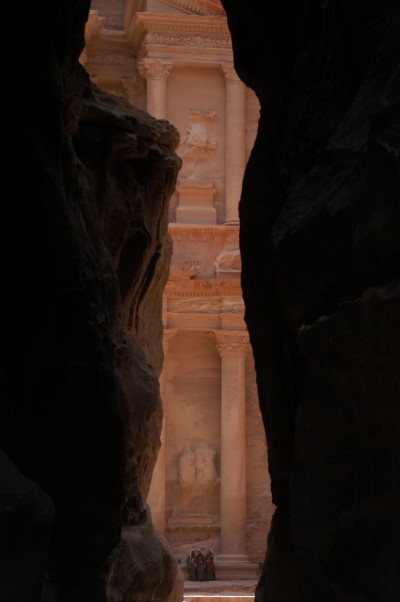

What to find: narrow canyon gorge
left=1, top=1, right=399, bottom=601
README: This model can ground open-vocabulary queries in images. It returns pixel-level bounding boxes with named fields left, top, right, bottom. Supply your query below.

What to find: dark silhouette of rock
left=0, top=451, right=55, bottom=601
left=1, top=1, right=182, bottom=600
left=221, top=0, right=400, bottom=600
left=2, top=0, right=399, bottom=600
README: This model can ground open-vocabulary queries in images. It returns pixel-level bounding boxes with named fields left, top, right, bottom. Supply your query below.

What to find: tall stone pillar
left=146, top=328, right=177, bottom=535
left=138, top=58, right=173, bottom=119
left=221, top=65, right=246, bottom=225
left=215, top=330, right=249, bottom=561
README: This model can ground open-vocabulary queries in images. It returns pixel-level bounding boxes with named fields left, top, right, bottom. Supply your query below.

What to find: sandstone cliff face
left=221, top=1, right=400, bottom=601
left=1, top=2, right=182, bottom=601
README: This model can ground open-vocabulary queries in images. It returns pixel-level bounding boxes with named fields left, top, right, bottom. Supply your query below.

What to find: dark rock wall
left=221, top=1, right=400, bottom=601
left=1, top=2, right=181, bottom=601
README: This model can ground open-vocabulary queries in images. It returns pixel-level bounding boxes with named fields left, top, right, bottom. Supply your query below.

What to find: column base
left=224, top=218, right=240, bottom=225
left=215, top=555, right=260, bottom=580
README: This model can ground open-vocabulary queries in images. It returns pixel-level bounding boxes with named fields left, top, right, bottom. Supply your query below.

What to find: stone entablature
left=128, top=13, right=232, bottom=66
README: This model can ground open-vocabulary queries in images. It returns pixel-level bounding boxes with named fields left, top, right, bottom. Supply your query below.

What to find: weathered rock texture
left=221, top=1, right=400, bottom=601
left=1, top=2, right=182, bottom=601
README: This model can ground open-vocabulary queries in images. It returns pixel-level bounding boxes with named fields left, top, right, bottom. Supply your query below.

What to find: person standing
left=205, top=549, right=216, bottom=581
left=186, top=549, right=197, bottom=581
left=196, top=549, right=205, bottom=582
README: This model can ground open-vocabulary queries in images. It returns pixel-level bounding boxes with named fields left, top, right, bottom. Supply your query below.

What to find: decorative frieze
left=164, top=278, right=243, bottom=298
left=146, top=32, right=231, bottom=48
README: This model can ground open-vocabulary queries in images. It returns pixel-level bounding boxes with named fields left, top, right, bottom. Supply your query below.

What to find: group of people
left=186, top=548, right=216, bottom=581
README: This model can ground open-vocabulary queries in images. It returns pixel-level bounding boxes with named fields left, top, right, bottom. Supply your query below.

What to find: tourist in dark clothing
left=196, top=549, right=205, bottom=581
left=186, top=549, right=197, bottom=581
left=205, top=548, right=216, bottom=580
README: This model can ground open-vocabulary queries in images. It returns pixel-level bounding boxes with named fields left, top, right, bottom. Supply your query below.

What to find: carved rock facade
left=85, top=0, right=272, bottom=581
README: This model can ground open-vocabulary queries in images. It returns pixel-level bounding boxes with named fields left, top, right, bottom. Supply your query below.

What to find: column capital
left=138, top=58, right=173, bottom=80
left=213, top=331, right=249, bottom=357
left=220, top=63, right=242, bottom=83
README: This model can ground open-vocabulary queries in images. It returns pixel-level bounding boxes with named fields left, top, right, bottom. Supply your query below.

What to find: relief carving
left=178, top=442, right=218, bottom=494
left=222, top=296, right=245, bottom=312
left=215, top=248, right=241, bottom=275
left=179, top=110, right=218, bottom=177
left=171, top=259, right=201, bottom=278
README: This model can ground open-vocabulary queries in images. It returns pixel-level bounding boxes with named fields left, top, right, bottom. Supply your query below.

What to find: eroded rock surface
left=1, top=1, right=182, bottom=600
left=221, top=1, right=400, bottom=600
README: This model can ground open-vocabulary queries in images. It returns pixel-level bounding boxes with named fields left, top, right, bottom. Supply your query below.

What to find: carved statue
left=179, top=110, right=218, bottom=177
left=178, top=445, right=196, bottom=493
left=194, top=443, right=218, bottom=491
left=178, top=442, right=218, bottom=494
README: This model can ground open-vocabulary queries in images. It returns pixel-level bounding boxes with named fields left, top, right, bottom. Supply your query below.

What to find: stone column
left=214, top=330, right=250, bottom=560
left=221, top=65, right=246, bottom=225
left=146, top=328, right=177, bottom=535
left=138, top=58, right=173, bottom=119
